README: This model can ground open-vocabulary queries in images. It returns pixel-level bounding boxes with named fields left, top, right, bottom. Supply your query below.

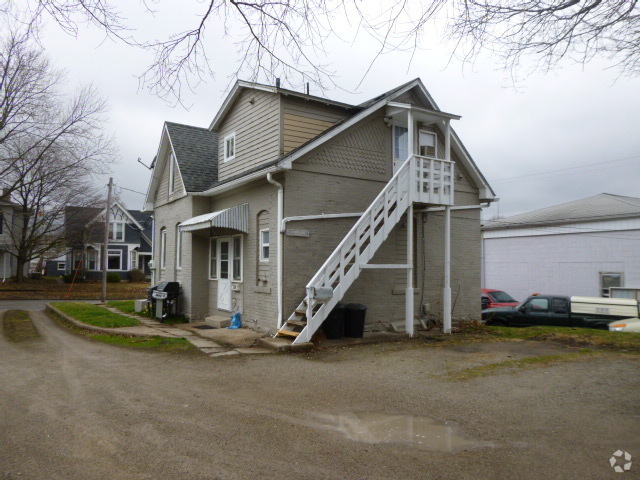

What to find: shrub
left=128, top=268, right=146, bottom=282
left=106, top=272, right=121, bottom=283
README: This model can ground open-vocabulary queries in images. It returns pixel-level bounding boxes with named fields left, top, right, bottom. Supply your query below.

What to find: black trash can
left=323, top=303, right=346, bottom=339
left=345, top=303, right=367, bottom=338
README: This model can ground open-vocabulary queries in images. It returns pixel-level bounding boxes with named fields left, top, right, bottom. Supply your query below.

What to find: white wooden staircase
left=277, top=154, right=454, bottom=344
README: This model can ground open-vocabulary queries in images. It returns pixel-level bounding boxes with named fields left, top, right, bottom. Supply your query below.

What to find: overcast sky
left=37, top=5, right=640, bottom=220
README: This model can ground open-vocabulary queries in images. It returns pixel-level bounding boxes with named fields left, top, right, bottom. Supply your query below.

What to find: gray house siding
left=217, top=89, right=280, bottom=182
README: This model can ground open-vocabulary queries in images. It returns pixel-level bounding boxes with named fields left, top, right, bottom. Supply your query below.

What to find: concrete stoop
left=258, top=337, right=314, bottom=352
left=389, top=319, right=427, bottom=333
left=205, top=315, right=231, bottom=328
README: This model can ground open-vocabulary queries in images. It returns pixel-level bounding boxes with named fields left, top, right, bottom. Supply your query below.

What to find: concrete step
left=389, top=318, right=427, bottom=333
left=205, top=315, right=231, bottom=328
left=258, top=337, right=314, bottom=352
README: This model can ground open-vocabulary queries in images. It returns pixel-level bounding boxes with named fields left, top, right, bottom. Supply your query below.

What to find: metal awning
left=179, top=203, right=249, bottom=233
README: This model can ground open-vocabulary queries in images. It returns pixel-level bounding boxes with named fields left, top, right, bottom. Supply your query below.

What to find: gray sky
left=39, top=6, right=640, bottom=219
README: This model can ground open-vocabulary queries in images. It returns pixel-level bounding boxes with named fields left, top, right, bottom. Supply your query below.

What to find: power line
left=114, top=184, right=146, bottom=196
left=489, top=154, right=640, bottom=183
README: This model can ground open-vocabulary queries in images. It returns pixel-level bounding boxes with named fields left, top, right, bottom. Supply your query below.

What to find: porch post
left=406, top=107, right=415, bottom=335
left=443, top=120, right=452, bottom=333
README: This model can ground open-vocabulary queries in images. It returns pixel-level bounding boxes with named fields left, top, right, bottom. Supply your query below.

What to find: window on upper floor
left=224, top=133, right=236, bottom=162
left=169, top=152, right=177, bottom=194
left=418, top=130, right=437, bottom=157
left=109, top=222, right=125, bottom=241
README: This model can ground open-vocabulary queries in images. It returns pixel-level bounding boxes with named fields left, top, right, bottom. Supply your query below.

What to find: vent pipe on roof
left=275, top=78, right=280, bottom=88
left=306, top=83, right=309, bottom=95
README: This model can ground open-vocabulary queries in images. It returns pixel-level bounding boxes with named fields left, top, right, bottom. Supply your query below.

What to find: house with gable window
left=144, top=78, right=496, bottom=343
left=45, top=201, right=152, bottom=280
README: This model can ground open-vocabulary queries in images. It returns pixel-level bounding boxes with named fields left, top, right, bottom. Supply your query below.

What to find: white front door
left=217, top=238, right=232, bottom=311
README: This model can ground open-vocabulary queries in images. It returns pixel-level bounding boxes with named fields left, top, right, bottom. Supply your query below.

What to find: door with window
left=217, top=238, right=232, bottom=311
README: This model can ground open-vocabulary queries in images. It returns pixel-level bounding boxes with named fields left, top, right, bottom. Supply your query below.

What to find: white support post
left=443, top=205, right=452, bottom=333
left=407, top=109, right=414, bottom=166
left=406, top=204, right=414, bottom=336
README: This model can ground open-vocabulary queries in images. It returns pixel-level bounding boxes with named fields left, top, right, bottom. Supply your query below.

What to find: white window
left=169, top=152, right=177, bottom=194
left=176, top=224, right=182, bottom=270
left=109, top=222, right=125, bottom=241
left=393, top=125, right=408, bottom=163
left=107, top=250, right=122, bottom=271
left=87, top=249, right=99, bottom=270
left=224, top=133, right=236, bottom=162
left=130, top=250, right=138, bottom=271
left=160, top=228, right=167, bottom=269
left=601, top=273, right=622, bottom=297
left=418, top=130, right=437, bottom=157
left=209, top=238, right=217, bottom=279
left=233, top=236, right=242, bottom=281
left=260, top=229, right=270, bottom=262
left=57, top=262, right=66, bottom=270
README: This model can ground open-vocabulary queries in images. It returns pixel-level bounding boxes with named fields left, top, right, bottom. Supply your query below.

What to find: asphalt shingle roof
left=165, top=122, right=218, bottom=192
left=483, top=193, right=640, bottom=229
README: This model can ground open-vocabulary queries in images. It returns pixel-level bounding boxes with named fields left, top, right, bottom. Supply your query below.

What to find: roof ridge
left=165, top=121, right=210, bottom=131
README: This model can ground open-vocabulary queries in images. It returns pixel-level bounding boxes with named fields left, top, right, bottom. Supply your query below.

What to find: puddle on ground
left=309, top=412, right=477, bottom=451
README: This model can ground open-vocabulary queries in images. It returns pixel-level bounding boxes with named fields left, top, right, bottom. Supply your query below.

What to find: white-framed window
left=107, top=250, right=122, bottom=271
left=259, top=229, right=270, bottom=262
left=209, top=238, right=218, bottom=279
left=109, top=222, right=125, bottom=241
left=176, top=223, right=182, bottom=270
left=418, top=130, right=437, bottom=157
left=393, top=125, right=408, bottom=164
left=209, top=235, right=243, bottom=281
left=232, top=236, right=242, bottom=281
left=223, top=133, right=236, bottom=162
left=87, top=249, right=99, bottom=270
left=130, top=250, right=138, bottom=271
left=601, top=272, right=623, bottom=297
left=57, top=262, right=66, bottom=270
left=160, top=228, right=167, bottom=269
left=168, top=152, right=177, bottom=194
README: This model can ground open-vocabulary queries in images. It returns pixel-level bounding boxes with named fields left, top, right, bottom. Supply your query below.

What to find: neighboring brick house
left=45, top=201, right=152, bottom=280
left=144, top=78, right=496, bottom=343
left=0, top=190, right=27, bottom=280
left=482, top=193, right=640, bottom=300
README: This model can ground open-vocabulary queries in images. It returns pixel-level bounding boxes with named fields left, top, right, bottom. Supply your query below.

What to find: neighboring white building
left=482, top=193, right=640, bottom=301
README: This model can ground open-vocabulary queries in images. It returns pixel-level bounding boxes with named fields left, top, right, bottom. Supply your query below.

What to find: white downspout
left=406, top=108, right=415, bottom=336
left=266, top=173, right=284, bottom=329
left=443, top=119, right=452, bottom=334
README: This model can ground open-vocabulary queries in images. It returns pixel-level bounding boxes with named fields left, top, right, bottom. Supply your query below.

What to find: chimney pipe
left=275, top=78, right=281, bottom=89
left=306, top=82, right=309, bottom=95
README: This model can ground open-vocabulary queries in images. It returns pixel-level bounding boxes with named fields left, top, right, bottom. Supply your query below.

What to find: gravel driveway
left=1, top=310, right=639, bottom=480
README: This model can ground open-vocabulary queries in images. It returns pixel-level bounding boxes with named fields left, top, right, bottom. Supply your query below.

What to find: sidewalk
left=49, top=303, right=274, bottom=357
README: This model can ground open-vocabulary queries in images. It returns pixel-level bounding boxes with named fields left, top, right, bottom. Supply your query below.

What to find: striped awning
left=179, top=203, right=249, bottom=233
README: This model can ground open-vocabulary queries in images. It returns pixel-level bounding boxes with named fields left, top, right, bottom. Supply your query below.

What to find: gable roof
left=483, top=193, right=640, bottom=230
left=165, top=122, right=218, bottom=192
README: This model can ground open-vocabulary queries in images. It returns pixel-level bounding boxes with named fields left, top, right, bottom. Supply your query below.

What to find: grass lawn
left=483, top=324, right=640, bottom=351
left=2, top=310, right=40, bottom=342
left=107, top=300, right=189, bottom=324
left=51, top=302, right=140, bottom=328
left=46, top=309, right=198, bottom=353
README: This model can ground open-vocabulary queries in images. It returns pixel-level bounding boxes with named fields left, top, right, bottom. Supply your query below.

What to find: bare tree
left=8, top=1, right=640, bottom=101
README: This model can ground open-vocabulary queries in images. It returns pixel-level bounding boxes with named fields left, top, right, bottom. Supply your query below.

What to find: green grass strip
left=51, top=302, right=140, bottom=328
left=2, top=310, right=40, bottom=342
left=90, top=334, right=196, bottom=351
left=449, top=349, right=598, bottom=381
left=107, top=300, right=137, bottom=314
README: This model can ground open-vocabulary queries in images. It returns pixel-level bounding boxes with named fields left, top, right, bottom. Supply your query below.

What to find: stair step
left=286, top=320, right=307, bottom=327
left=295, top=308, right=307, bottom=315
left=278, top=329, right=300, bottom=338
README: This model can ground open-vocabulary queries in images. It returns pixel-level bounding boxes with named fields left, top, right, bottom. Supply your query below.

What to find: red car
left=482, top=289, right=519, bottom=310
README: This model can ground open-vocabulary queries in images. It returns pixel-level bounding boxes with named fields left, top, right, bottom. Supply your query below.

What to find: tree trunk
left=15, top=256, right=26, bottom=283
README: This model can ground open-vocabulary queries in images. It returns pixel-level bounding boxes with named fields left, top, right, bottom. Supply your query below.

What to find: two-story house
left=45, top=201, right=152, bottom=280
left=0, top=190, right=26, bottom=280
left=144, top=78, right=495, bottom=343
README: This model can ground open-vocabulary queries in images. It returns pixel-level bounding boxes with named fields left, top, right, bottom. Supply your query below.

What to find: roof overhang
left=179, top=203, right=249, bottom=233
left=385, top=102, right=462, bottom=123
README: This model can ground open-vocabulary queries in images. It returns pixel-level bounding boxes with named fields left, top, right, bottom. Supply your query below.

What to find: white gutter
left=280, top=212, right=364, bottom=233
left=266, top=173, right=284, bottom=329
left=414, top=204, right=490, bottom=213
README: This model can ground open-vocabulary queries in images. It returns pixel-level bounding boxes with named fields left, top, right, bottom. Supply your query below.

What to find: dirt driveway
left=1, top=310, right=639, bottom=480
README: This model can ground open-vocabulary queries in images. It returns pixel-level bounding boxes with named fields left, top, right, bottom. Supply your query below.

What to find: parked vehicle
left=482, top=294, right=640, bottom=329
left=481, top=289, right=519, bottom=310
left=609, top=318, right=640, bottom=333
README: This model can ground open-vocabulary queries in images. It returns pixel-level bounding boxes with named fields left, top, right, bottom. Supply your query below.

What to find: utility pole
left=101, top=177, right=113, bottom=303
